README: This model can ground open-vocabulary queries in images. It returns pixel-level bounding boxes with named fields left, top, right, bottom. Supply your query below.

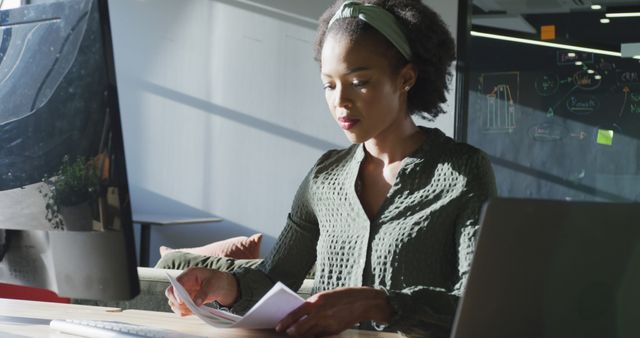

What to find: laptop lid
left=451, top=198, right=640, bottom=338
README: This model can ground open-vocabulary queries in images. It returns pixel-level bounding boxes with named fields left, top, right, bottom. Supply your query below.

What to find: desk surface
left=0, top=299, right=401, bottom=337
left=133, top=214, right=223, bottom=226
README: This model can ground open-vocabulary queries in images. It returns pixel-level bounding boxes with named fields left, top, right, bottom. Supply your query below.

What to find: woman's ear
left=399, top=63, right=417, bottom=92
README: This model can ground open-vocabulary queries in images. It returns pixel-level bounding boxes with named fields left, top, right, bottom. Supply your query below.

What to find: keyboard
left=49, top=319, right=205, bottom=338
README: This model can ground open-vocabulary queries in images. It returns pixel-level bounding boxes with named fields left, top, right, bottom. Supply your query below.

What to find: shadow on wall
left=130, top=185, right=277, bottom=266
left=214, top=0, right=332, bottom=28
left=135, top=79, right=343, bottom=152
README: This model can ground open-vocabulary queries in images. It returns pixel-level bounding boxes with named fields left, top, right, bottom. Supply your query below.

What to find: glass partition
left=465, top=1, right=640, bottom=202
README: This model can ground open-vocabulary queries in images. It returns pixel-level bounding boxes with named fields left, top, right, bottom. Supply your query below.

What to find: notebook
left=451, top=198, right=640, bottom=338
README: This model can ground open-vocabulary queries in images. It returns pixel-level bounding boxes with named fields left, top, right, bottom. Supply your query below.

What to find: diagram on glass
left=565, top=94, right=599, bottom=115
left=535, top=73, right=560, bottom=96
left=485, top=84, right=516, bottom=132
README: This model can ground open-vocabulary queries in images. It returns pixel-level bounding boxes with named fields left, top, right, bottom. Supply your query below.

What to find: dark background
left=466, top=11, right=640, bottom=201
left=0, top=1, right=106, bottom=190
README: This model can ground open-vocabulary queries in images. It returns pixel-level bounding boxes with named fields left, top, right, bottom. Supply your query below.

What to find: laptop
left=451, top=198, right=640, bottom=338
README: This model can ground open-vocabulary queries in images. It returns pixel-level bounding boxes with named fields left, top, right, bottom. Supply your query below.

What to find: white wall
left=419, top=0, right=459, bottom=136
left=108, top=0, right=460, bottom=266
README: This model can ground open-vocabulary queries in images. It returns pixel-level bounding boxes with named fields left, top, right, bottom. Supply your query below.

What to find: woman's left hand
left=275, top=287, right=393, bottom=337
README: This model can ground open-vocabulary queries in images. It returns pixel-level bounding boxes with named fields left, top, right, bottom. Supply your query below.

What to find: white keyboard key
left=50, top=319, right=204, bottom=338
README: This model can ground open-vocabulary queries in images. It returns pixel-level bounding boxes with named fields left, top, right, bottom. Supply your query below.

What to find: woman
left=165, top=0, right=496, bottom=337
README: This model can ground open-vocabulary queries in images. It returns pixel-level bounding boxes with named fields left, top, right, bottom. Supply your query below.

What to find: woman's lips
left=337, top=117, right=360, bottom=130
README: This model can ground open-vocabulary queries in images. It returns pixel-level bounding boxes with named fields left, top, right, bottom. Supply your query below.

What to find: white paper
left=166, top=273, right=305, bottom=329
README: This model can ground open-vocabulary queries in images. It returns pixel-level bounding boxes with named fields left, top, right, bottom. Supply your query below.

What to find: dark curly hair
left=314, top=0, right=455, bottom=120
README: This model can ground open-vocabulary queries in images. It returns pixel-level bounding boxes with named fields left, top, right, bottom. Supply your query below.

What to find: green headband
left=328, top=1, right=412, bottom=60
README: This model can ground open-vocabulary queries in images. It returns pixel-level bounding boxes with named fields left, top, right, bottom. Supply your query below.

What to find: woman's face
left=320, top=32, right=413, bottom=144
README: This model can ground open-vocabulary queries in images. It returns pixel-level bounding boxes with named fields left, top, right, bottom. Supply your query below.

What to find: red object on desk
left=0, top=283, right=70, bottom=303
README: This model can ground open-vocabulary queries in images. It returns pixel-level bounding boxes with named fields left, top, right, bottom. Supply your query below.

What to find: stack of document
left=166, top=273, right=305, bottom=329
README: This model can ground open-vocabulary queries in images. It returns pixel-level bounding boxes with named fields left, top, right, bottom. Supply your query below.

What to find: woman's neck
left=363, top=115, right=425, bottom=165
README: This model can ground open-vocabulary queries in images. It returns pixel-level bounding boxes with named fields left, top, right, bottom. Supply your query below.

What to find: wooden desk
left=0, top=299, right=401, bottom=337
left=133, top=214, right=223, bottom=267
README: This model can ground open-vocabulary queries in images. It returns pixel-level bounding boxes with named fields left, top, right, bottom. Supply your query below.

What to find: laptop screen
left=452, top=198, right=640, bottom=338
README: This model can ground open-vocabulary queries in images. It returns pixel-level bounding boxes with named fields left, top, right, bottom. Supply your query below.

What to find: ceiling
left=473, top=0, right=640, bottom=15
left=472, top=0, right=640, bottom=52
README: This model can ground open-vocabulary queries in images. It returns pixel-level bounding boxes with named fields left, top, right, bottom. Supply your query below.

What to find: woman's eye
left=322, top=83, right=334, bottom=90
left=352, top=80, right=369, bottom=88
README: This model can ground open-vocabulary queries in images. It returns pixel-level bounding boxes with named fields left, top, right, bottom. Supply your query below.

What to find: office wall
left=108, top=0, right=460, bottom=265
left=420, top=0, right=459, bottom=137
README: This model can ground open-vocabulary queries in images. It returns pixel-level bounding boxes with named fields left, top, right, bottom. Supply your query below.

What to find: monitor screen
left=0, top=0, right=139, bottom=300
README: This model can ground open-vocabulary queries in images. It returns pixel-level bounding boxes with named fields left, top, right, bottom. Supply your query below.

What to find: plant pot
left=59, top=202, right=93, bottom=231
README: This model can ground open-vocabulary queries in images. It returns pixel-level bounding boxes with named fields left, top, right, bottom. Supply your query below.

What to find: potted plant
left=40, top=155, right=99, bottom=230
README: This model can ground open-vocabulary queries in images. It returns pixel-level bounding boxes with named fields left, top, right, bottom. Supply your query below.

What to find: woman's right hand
left=164, top=267, right=239, bottom=316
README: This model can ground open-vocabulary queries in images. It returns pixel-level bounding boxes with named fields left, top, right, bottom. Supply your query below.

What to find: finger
left=168, top=297, right=193, bottom=316
left=178, top=268, right=213, bottom=303
left=286, top=317, right=318, bottom=337
left=193, top=286, right=209, bottom=307
left=194, top=270, right=231, bottom=307
left=276, top=302, right=311, bottom=333
left=166, top=286, right=195, bottom=317
left=292, top=318, right=345, bottom=338
left=165, top=286, right=179, bottom=305
left=176, top=266, right=203, bottom=285
left=177, top=303, right=193, bottom=316
left=167, top=297, right=179, bottom=315
left=167, top=285, right=185, bottom=305
left=177, top=267, right=211, bottom=304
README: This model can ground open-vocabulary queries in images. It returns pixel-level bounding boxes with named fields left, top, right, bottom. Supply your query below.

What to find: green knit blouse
left=232, top=127, right=497, bottom=337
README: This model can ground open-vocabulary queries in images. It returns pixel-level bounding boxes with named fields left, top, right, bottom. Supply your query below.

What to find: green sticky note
left=597, top=129, right=613, bottom=145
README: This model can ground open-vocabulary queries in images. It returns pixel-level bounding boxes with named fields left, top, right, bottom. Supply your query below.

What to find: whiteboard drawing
left=485, top=84, right=516, bottom=132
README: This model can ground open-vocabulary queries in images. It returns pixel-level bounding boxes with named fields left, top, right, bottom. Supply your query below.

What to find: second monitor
left=0, top=0, right=138, bottom=301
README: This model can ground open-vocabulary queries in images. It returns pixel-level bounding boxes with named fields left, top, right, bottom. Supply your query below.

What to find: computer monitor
left=0, top=0, right=139, bottom=300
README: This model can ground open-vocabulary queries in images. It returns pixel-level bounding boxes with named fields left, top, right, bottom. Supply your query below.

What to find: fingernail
left=275, top=324, right=281, bottom=332
left=286, top=327, right=295, bottom=335
left=195, top=298, right=203, bottom=306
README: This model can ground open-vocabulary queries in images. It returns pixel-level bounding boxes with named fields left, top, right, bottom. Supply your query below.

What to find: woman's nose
left=334, top=85, right=352, bottom=109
